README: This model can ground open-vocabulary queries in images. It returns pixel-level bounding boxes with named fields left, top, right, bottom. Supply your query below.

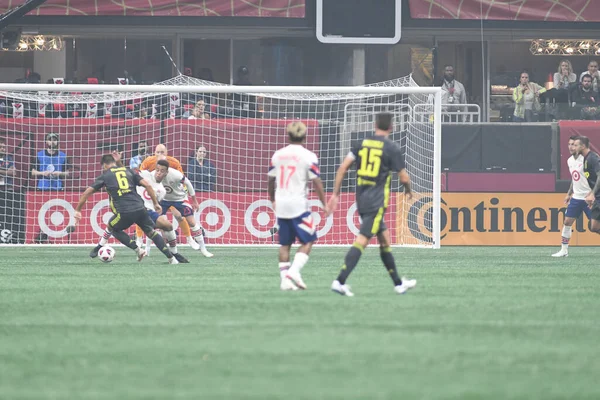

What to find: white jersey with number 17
left=569, top=154, right=592, bottom=200
left=268, top=144, right=320, bottom=219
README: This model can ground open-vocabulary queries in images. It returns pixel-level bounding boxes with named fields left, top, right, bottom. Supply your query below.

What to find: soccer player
left=268, top=121, right=328, bottom=291
left=580, top=137, right=600, bottom=234
left=139, top=144, right=201, bottom=251
left=552, top=135, right=592, bottom=257
left=74, top=154, right=179, bottom=264
left=154, top=159, right=214, bottom=258
left=327, top=113, right=416, bottom=297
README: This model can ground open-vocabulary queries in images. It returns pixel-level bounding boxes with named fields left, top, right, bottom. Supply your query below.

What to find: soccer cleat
left=394, top=278, right=417, bottom=294
left=331, top=280, right=354, bottom=297
left=173, top=253, right=189, bottom=263
left=168, top=256, right=180, bottom=265
left=135, top=247, right=147, bottom=262
left=551, top=249, right=569, bottom=257
left=280, top=278, right=298, bottom=291
left=286, top=269, right=307, bottom=290
left=187, top=236, right=200, bottom=250
left=135, top=237, right=143, bottom=249
left=201, top=249, right=214, bottom=258
left=89, top=244, right=102, bottom=258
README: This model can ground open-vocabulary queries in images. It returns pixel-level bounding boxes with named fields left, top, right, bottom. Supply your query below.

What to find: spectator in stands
left=580, top=60, right=600, bottom=92
left=0, top=138, right=16, bottom=191
left=554, top=60, right=577, bottom=90
left=512, top=70, right=547, bottom=122
left=187, top=145, right=216, bottom=192
left=129, top=141, right=149, bottom=170
left=187, top=100, right=211, bottom=120
left=570, top=74, right=599, bottom=120
left=440, top=64, right=468, bottom=122
left=31, top=133, right=71, bottom=190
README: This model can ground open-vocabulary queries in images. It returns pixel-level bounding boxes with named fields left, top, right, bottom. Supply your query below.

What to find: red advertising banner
left=25, top=192, right=397, bottom=245
left=409, top=0, right=599, bottom=22
left=558, top=120, right=600, bottom=180
left=0, top=0, right=305, bottom=17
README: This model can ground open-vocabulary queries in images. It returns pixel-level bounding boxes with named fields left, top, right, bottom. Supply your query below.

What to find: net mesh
left=0, top=76, right=439, bottom=247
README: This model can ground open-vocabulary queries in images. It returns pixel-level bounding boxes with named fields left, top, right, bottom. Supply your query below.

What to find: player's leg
left=136, top=210, right=177, bottom=263
left=105, top=213, right=146, bottom=260
left=155, top=214, right=189, bottom=263
left=332, top=210, right=380, bottom=296
left=183, top=208, right=213, bottom=258
left=135, top=225, right=144, bottom=248
left=286, top=212, right=318, bottom=290
left=553, top=198, right=583, bottom=257
left=171, top=206, right=196, bottom=250
left=89, top=227, right=113, bottom=258
left=276, top=218, right=297, bottom=290
left=377, top=228, right=417, bottom=294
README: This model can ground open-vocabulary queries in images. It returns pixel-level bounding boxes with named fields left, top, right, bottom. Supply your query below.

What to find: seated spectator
left=129, top=140, right=149, bottom=170
left=31, top=133, right=72, bottom=190
left=0, top=138, right=16, bottom=191
left=187, top=100, right=211, bottom=120
left=187, top=145, right=216, bottom=192
left=554, top=59, right=577, bottom=90
left=580, top=60, right=600, bottom=92
left=570, top=74, right=599, bottom=120
left=512, top=70, right=547, bottom=122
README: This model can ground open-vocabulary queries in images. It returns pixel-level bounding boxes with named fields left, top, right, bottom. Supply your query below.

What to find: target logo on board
left=196, top=200, right=231, bottom=238
left=245, top=200, right=277, bottom=238
left=90, top=199, right=114, bottom=236
left=38, top=199, right=76, bottom=238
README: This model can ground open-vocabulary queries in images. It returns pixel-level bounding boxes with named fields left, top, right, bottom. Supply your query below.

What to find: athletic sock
left=99, top=229, right=111, bottom=246
left=164, top=230, right=178, bottom=254
left=148, top=230, right=174, bottom=259
left=380, top=246, right=402, bottom=286
left=290, top=252, right=309, bottom=273
left=337, top=242, right=364, bottom=285
left=279, top=262, right=291, bottom=279
left=112, top=230, right=138, bottom=250
left=561, top=225, right=572, bottom=251
left=191, top=225, right=207, bottom=251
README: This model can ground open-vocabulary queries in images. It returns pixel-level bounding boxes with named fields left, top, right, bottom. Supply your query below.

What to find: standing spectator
left=129, top=140, right=149, bottom=170
left=440, top=65, right=468, bottom=121
left=513, top=70, right=547, bottom=122
left=187, top=145, right=216, bottom=192
left=570, top=74, right=599, bottom=120
left=580, top=60, right=600, bottom=92
left=31, top=133, right=71, bottom=190
left=187, top=100, right=211, bottom=120
left=554, top=60, right=577, bottom=90
left=0, top=138, right=16, bottom=191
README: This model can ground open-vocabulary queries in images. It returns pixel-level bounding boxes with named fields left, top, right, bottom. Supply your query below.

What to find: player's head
left=375, top=113, right=393, bottom=135
left=287, top=121, right=307, bottom=144
left=568, top=135, right=579, bottom=156
left=575, top=136, right=590, bottom=155
left=154, top=144, right=167, bottom=157
left=100, top=154, right=116, bottom=170
left=154, top=159, right=170, bottom=182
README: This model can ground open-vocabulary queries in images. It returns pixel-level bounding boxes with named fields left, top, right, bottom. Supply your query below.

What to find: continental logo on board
left=397, top=193, right=597, bottom=246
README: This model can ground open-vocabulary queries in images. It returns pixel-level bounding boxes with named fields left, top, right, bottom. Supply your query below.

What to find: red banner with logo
left=0, top=0, right=305, bottom=17
left=25, top=192, right=398, bottom=245
left=409, top=0, right=599, bottom=22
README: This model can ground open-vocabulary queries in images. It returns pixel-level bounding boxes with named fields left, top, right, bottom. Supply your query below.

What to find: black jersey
left=351, top=136, right=405, bottom=213
left=91, top=166, right=145, bottom=214
left=584, top=151, right=600, bottom=199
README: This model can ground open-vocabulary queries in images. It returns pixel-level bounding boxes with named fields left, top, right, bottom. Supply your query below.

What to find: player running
left=552, top=135, right=592, bottom=257
left=327, top=113, right=416, bottom=297
left=75, top=154, right=179, bottom=264
left=579, top=137, right=600, bottom=235
left=268, top=121, right=329, bottom=291
left=154, top=158, right=213, bottom=258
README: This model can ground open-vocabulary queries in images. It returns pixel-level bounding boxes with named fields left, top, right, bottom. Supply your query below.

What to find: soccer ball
left=98, top=246, right=116, bottom=263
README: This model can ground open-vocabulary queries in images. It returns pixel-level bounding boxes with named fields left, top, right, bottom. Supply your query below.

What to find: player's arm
left=74, top=187, right=98, bottom=225
left=565, top=182, right=573, bottom=204
left=112, top=150, right=124, bottom=168
left=139, top=178, right=162, bottom=214
left=328, top=154, right=355, bottom=213
left=585, top=155, right=600, bottom=204
left=398, top=168, right=412, bottom=200
left=183, top=176, right=199, bottom=210
left=312, top=177, right=329, bottom=216
left=267, top=156, right=277, bottom=208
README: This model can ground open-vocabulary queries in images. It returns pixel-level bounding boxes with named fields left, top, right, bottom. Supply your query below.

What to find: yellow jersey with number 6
left=90, top=166, right=146, bottom=214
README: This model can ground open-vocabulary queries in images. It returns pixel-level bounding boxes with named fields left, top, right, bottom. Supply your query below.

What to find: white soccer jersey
left=268, top=144, right=320, bottom=219
left=568, top=154, right=592, bottom=200
left=136, top=170, right=166, bottom=210
left=161, top=168, right=196, bottom=202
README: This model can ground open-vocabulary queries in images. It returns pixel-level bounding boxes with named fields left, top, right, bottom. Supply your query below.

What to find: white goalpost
left=0, top=78, right=441, bottom=248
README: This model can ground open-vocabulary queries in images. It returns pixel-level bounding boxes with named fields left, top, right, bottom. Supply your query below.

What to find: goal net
left=0, top=77, right=441, bottom=247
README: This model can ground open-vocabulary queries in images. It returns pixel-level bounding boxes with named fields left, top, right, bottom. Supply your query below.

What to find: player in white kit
left=154, top=158, right=213, bottom=258
left=552, top=135, right=592, bottom=257
left=267, top=121, right=329, bottom=291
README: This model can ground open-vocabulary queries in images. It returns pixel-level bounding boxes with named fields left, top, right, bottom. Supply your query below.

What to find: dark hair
left=577, top=136, right=590, bottom=148
left=157, top=159, right=170, bottom=169
left=444, top=64, right=454, bottom=70
left=581, top=73, right=593, bottom=82
left=569, top=135, right=580, bottom=141
left=376, top=113, right=393, bottom=131
left=101, top=154, right=115, bottom=165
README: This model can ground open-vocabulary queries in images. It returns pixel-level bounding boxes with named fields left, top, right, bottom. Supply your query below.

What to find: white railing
left=414, top=103, right=481, bottom=123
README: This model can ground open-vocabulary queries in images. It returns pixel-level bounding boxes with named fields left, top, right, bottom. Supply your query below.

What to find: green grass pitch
left=1, top=246, right=599, bottom=400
